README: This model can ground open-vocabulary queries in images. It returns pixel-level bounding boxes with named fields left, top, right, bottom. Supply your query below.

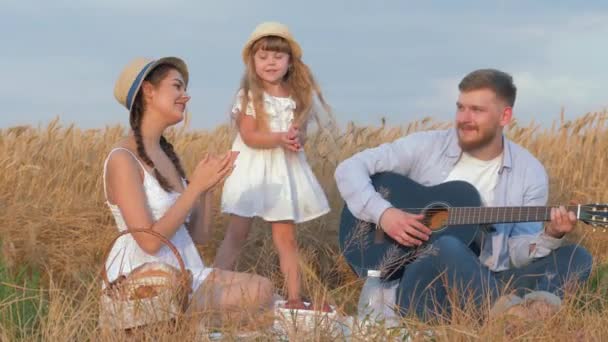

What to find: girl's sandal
left=284, top=299, right=308, bottom=310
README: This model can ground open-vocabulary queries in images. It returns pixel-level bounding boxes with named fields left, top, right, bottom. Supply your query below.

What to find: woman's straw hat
left=242, top=22, right=302, bottom=64
left=114, top=57, right=189, bottom=111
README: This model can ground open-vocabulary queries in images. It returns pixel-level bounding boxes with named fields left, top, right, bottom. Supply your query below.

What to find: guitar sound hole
left=423, top=205, right=449, bottom=231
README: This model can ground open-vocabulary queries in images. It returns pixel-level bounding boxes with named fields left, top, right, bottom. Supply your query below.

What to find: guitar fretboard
left=447, top=205, right=578, bottom=225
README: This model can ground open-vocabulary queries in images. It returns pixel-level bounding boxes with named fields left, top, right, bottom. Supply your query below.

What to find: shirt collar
left=445, top=128, right=513, bottom=173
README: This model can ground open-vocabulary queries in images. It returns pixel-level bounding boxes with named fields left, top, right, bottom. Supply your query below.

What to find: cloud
left=516, top=73, right=591, bottom=104
left=0, top=1, right=607, bottom=129
left=514, top=72, right=606, bottom=121
left=3, top=0, right=212, bottom=14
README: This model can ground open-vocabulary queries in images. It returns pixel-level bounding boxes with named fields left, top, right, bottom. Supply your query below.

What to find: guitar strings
left=393, top=206, right=586, bottom=212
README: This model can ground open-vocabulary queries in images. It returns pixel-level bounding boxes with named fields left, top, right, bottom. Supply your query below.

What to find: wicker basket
left=99, top=228, right=192, bottom=330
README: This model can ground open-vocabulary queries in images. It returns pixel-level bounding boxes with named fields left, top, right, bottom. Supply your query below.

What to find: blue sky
left=1, top=0, right=606, bottom=129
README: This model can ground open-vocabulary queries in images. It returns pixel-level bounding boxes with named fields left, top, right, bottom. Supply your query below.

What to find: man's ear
left=500, top=106, right=513, bottom=126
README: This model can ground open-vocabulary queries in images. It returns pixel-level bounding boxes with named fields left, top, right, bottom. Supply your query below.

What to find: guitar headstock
left=578, top=204, right=608, bottom=231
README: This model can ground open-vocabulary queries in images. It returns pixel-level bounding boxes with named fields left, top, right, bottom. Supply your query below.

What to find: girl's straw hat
left=114, top=57, right=189, bottom=111
left=242, top=22, right=302, bottom=64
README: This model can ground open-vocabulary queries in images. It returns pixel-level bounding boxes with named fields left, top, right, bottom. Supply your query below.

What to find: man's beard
left=457, top=123, right=497, bottom=152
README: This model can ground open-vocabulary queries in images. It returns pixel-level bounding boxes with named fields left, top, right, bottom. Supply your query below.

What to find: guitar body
left=339, top=172, right=482, bottom=281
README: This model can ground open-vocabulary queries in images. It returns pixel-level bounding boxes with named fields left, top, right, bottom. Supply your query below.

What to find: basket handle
left=101, top=228, right=189, bottom=289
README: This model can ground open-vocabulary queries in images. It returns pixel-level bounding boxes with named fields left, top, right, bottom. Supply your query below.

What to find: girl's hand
left=280, top=132, right=300, bottom=152
left=287, top=124, right=299, bottom=140
left=190, top=151, right=237, bottom=193
left=284, top=124, right=302, bottom=151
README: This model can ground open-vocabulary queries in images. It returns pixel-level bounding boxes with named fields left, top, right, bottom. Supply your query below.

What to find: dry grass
left=1, top=112, right=608, bottom=340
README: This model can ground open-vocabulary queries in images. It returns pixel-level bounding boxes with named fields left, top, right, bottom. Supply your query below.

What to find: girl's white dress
left=102, top=148, right=213, bottom=293
left=221, top=90, right=330, bottom=223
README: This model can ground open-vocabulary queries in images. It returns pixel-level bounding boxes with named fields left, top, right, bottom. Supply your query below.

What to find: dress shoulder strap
left=102, top=147, right=147, bottom=201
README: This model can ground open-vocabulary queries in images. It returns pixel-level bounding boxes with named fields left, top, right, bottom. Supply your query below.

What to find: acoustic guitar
left=339, top=172, right=607, bottom=280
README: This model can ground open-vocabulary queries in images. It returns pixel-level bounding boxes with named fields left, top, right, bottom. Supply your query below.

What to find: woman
left=102, top=56, right=274, bottom=324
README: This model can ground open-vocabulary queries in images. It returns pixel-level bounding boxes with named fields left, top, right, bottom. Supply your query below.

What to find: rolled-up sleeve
left=508, top=165, right=564, bottom=268
left=334, top=131, right=430, bottom=225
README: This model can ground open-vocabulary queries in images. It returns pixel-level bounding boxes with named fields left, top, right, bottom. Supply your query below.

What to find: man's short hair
left=458, top=69, right=517, bottom=107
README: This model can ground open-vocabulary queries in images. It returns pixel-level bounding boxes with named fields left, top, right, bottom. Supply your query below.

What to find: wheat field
left=1, top=112, right=608, bottom=341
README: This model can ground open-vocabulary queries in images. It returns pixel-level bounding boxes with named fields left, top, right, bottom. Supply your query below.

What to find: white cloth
left=221, top=90, right=330, bottom=223
left=443, top=152, right=503, bottom=206
left=102, top=148, right=213, bottom=292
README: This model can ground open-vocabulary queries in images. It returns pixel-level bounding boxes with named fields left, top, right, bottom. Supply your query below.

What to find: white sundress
left=221, top=91, right=330, bottom=223
left=102, top=147, right=213, bottom=293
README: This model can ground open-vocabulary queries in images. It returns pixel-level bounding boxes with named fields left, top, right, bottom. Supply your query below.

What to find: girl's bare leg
left=271, top=221, right=303, bottom=308
left=213, top=215, right=253, bottom=270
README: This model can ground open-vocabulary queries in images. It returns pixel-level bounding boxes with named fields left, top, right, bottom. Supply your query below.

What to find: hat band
left=126, top=61, right=156, bottom=110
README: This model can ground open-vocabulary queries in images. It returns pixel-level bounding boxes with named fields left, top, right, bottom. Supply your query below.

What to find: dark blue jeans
left=396, top=235, right=593, bottom=321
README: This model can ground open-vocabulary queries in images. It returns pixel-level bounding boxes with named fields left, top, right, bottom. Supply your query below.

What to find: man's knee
left=555, top=244, right=593, bottom=281
left=433, top=235, right=470, bottom=255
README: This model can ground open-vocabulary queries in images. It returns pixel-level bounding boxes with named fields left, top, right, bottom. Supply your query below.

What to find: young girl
left=215, top=22, right=331, bottom=309
left=103, top=56, right=274, bottom=324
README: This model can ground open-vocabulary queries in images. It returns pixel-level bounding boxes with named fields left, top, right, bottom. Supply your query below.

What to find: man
left=334, top=69, right=592, bottom=321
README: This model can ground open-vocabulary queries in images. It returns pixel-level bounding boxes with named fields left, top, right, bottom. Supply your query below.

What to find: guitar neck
left=447, top=205, right=579, bottom=225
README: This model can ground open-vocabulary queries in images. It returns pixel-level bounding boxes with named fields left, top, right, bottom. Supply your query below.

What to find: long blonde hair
left=238, top=36, right=331, bottom=131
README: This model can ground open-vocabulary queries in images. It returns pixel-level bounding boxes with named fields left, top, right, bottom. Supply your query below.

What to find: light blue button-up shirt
left=334, top=128, right=563, bottom=272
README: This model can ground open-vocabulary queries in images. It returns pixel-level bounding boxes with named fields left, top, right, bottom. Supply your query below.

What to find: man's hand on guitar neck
left=545, top=205, right=577, bottom=239
left=379, top=208, right=432, bottom=247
